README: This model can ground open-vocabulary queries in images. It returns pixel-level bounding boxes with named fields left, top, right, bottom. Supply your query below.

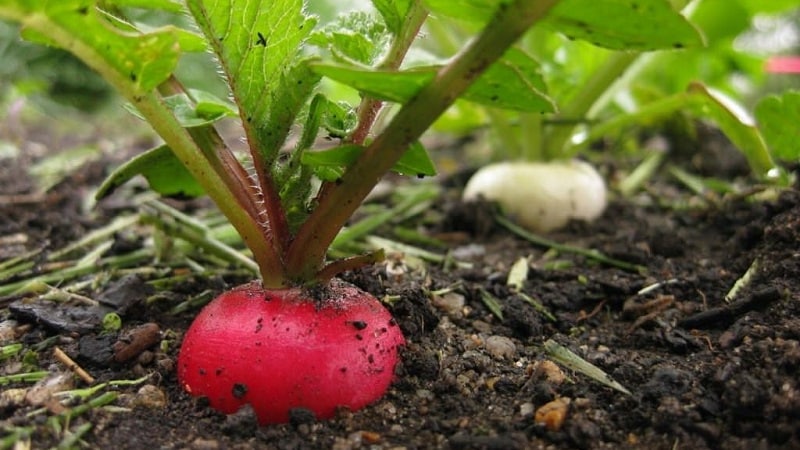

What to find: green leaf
left=422, top=0, right=502, bottom=24
left=111, top=0, right=184, bottom=13
left=123, top=90, right=236, bottom=127
left=301, top=142, right=436, bottom=181
left=186, top=0, right=319, bottom=166
left=308, top=11, right=391, bottom=66
left=371, top=0, right=412, bottom=34
left=463, top=48, right=555, bottom=112
left=425, top=0, right=704, bottom=51
left=314, top=51, right=555, bottom=113
left=0, top=0, right=186, bottom=94
left=312, top=64, right=435, bottom=103
left=546, top=0, right=703, bottom=50
left=755, top=91, right=800, bottom=161
left=163, top=91, right=236, bottom=127
left=688, top=83, right=777, bottom=180
left=96, top=145, right=205, bottom=200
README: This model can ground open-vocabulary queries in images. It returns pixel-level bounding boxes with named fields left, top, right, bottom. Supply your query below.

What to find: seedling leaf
left=96, top=144, right=204, bottom=200
left=755, top=91, right=800, bottom=161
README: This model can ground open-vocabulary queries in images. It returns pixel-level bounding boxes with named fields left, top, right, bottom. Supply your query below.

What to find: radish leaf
left=302, top=142, right=436, bottom=181
left=425, top=0, right=704, bottom=50
left=96, top=145, right=204, bottom=199
left=186, top=0, right=319, bottom=165
left=313, top=48, right=555, bottom=113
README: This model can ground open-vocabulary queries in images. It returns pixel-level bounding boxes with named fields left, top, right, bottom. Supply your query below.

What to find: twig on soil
left=53, top=346, right=95, bottom=385
left=677, top=286, right=782, bottom=329
left=725, top=258, right=759, bottom=303
left=495, top=215, right=645, bottom=273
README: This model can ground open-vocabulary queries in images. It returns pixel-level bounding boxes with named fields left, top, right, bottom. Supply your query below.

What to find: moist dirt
left=1, top=115, right=799, bottom=449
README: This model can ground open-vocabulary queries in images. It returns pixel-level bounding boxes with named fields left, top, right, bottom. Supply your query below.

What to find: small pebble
left=432, top=292, right=465, bottom=316
left=190, top=438, right=219, bottom=450
left=0, top=388, right=27, bottom=409
left=132, top=384, right=167, bottom=409
left=535, top=397, right=570, bottom=431
left=530, top=360, right=566, bottom=385
left=25, top=372, right=74, bottom=406
left=520, top=402, right=535, bottom=417
left=485, top=335, right=516, bottom=359
left=0, top=319, right=19, bottom=344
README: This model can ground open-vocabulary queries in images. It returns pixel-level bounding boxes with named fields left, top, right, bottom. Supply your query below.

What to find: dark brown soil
left=2, top=111, right=800, bottom=450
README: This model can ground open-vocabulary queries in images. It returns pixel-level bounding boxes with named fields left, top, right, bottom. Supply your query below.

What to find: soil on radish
left=2, top=119, right=800, bottom=449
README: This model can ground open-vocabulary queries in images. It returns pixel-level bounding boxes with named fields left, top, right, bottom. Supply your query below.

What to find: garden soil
left=1, top=115, right=799, bottom=449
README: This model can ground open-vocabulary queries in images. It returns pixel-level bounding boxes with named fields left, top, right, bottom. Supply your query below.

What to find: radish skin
left=177, top=280, right=405, bottom=424
left=462, top=160, right=607, bottom=233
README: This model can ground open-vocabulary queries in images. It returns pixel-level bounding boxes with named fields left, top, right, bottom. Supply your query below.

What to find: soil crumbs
left=2, top=122, right=800, bottom=450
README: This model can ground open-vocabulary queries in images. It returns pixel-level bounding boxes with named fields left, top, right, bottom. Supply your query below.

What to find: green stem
left=285, top=0, right=562, bottom=281
left=496, top=215, right=644, bottom=273
left=545, top=51, right=639, bottom=157
left=520, top=112, right=544, bottom=160
left=485, top=108, right=523, bottom=160
left=347, top=1, right=429, bottom=145
left=570, top=91, right=695, bottom=153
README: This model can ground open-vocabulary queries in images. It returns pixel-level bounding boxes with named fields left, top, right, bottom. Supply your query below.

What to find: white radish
left=462, top=160, right=607, bottom=233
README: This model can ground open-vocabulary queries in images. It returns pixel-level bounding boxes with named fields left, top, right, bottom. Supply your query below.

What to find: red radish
left=177, top=279, right=405, bottom=424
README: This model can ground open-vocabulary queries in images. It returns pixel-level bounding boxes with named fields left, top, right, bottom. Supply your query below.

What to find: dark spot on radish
left=340, top=367, right=347, bottom=373
left=349, top=320, right=367, bottom=330
left=255, top=317, right=263, bottom=333
left=215, top=368, right=224, bottom=376
left=368, top=355, right=375, bottom=364
left=356, top=334, right=363, bottom=341
left=232, top=383, right=248, bottom=399
left=199, top=368, right=206, bottom=376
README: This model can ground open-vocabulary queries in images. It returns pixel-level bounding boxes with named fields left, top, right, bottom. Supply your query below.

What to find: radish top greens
left=6, top=0, right=789, bottom=288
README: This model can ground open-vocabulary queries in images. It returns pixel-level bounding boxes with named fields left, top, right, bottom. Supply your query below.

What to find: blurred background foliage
left=0, top=0, right=798, bottom=136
